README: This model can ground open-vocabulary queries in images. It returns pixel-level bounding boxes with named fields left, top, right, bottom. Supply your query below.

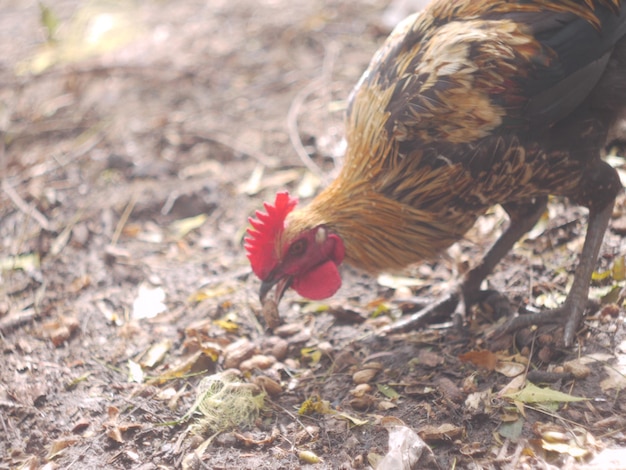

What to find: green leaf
left=377, top=383, right=400, bottom=400
left=612, top=256, right=625, bottom=282
left=601, top=285, right=623, bottom=305
left=39, top=2, right=60, bottom=41
left=0, top=253, right=40, bottom=272
left=168, top=214, right=207, bottom=240
left=498, top=418, right=524, bottom=440
left=591, top=270, right=611, bottom=282
left=504, top=382, right=587, bottom=404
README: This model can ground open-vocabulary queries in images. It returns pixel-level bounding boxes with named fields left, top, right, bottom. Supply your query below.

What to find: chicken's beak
left=260, top=274, right=293, bottom=305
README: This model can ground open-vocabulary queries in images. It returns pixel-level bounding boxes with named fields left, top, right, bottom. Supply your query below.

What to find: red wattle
left=292, top=260, right=341, bottom=300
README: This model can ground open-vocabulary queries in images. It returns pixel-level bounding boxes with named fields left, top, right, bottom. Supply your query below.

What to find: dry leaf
left=378, top=423, right=435, bottom=470
left=140, top=339, right=172, bottom=368
left=419, top=423, right=464, bottom=441
left=46, top=437, right=79, bottom=460
left=495, top=361, right=526, bottom=377
left=261, top=298, right=281, bottom=329
left=459, top=350, right=497, bottom=370
left=132, top=284, right=167, bottom=320
left=127, top=360, right=144, bottom=384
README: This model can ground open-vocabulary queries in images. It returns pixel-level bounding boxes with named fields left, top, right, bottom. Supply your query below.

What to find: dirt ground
left=1, top=1, right=626, bottom=469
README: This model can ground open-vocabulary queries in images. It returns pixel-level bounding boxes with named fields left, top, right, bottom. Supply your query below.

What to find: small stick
left=203, top=131, right=278, bottom=168
left=2, top=179, right=51, bottom=231
left=111, top=196, right=137, bottom=246
left=287, top=43, right=339, bottom=183
left=287, top=81, right=328, bottom=180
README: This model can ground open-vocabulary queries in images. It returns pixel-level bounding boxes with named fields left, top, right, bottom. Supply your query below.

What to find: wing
left=513, top=1, right=626, bottom=127
left=346, top=0, right=626, bottom=160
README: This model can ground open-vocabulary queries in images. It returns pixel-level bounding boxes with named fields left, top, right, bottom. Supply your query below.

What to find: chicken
left=245, top=0, right=626, bottom=346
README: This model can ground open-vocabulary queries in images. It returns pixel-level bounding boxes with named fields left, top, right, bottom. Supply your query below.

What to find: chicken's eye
left=289, top=239, right=307, bottom=257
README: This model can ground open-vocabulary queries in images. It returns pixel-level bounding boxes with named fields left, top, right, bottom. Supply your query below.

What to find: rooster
left=245, top=0, right=626, bottom=346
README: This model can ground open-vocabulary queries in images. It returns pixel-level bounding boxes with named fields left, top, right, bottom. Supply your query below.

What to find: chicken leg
left=461, top=198, right=548, bottom=312
left=497, top=160, right=620, bottom=346
left=381, top=197, right=548, bottom=335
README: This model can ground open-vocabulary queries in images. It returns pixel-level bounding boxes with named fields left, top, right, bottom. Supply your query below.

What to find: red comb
left=245, top=191, right=298, bottom=279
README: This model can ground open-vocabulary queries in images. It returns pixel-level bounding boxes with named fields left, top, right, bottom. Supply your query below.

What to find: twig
left=111, top=195, right=137, bottom=246
left=0, top=411, right=7, bottom=436
left=0, top=308, right=38, bottom=335
left=2, top=179, right=51, bottom=231
left=201, top=131, right=278, bottom=168
left=268, top=399, right=315, bottom=437
left=13, top=124, right=106, bottom=181
left=287, top=81, right=327, bottom=180
left=287, top=43, right=339, bottom=183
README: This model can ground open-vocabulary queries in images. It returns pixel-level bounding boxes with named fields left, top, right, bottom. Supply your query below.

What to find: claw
left=379, top=292, right=459, bottom=335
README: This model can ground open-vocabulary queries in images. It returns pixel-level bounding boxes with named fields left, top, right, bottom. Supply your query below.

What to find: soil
left=1, top=1, right=625, bottom=469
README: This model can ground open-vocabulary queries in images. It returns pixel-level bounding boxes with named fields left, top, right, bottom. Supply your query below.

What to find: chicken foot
left=496, top=158, right=620, bottom=346
left=380, top=197, right=547, bottom=335
left=460, top=198, right=549, bottom=315
left=496, top=197, right=615, bottom=346
left=382, top=158, right=619, bottom=344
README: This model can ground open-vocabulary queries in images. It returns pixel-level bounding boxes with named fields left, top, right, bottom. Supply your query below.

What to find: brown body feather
left=282, top=0, right=625, bottom=275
